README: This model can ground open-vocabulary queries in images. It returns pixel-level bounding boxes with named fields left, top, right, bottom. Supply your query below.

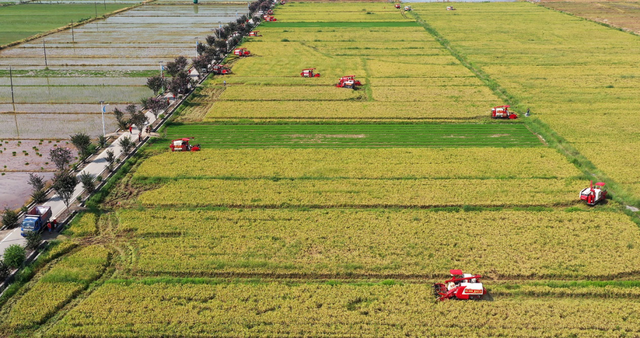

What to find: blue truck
left=20, top=206, right=52, bottom=237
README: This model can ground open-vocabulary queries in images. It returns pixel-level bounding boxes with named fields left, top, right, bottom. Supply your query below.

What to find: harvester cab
left=491, top=105, right=517, bottom=119
left=433, top=269, right=487, bottom=301
left=248, top=31, right=262, bottom=37
left=234, top=48, right=251, bottom=57
left=301, top=68, right=321, bottom=78
left=212, top=64, right=231, bottom=75
left=580, top=181, right=607, bottom=206
left=170, top=138, right=200, bottom=152
left=336, top=75, right=362, bottom=89
left=395, top=4, right=401, bottom=9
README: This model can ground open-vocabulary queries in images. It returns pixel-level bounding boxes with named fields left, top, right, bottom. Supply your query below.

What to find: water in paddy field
left=0, top=3, right=246, bottom=210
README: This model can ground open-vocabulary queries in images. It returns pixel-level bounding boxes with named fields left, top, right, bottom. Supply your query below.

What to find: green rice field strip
left=155, top=123, right=542, bottom=148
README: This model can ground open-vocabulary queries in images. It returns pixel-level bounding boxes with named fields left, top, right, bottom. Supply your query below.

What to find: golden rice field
left=118, top=209, right=640, bottom=279
left=134, top=148, right=580, bottom=179
left=412, top=2, right=640, bottom=201
left=4, top=1, right=640, bottom=337
left=45, top=282, right=640, bottom=338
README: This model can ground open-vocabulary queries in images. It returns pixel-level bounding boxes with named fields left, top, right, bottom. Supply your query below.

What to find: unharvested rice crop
left=47, top=282, right=640, bottom=337
left=134, top=148, right=580, bottom=179
left=2, top=246, right=109, bottom=328
left=138, top=178, right=583, bottom=208
left=119, top=209, right=640, bottom=278
left=218, top=85, right=364, bottom=101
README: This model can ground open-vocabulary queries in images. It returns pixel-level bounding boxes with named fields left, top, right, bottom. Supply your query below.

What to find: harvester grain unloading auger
left=433, top=270, right=487, bottom=301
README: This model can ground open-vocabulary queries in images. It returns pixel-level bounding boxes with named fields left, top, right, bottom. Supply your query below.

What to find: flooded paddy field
left=0, top=3, right=247, bottom=209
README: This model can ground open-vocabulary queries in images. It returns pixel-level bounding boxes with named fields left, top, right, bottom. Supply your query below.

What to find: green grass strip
left=152, top=123, right=542, bottom=149
left=262, top=21, right=418, bottom=28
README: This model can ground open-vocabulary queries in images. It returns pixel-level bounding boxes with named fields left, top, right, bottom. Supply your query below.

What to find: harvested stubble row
left=119, top=209, right=640, bottom=279
left=47, top=282, right=640, bottom=337
left=139, top=178, right=583, bottom=208
left=135, top=148, right=579, bottom=179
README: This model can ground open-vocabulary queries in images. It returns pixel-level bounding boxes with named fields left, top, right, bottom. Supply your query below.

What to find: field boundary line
left=0, top=0, right=152, bottom=51
left=409, top=9, right=640, bottom=209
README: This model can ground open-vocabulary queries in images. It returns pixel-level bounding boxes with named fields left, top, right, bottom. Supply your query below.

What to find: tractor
left=170, top=138, right=200, bottom=152
left=336, top=75, right=362, bottom=89
left=248, top=31, right=262, bottom=37
left=491, top=105, right=517, bottom=119
left=234, top=48, right=251, bottom=57
left=580, top=181, right=607, bottom=206
left=212, top=64, right=231, bottom=75
left=433, top=270, right=487, bottom=301
left=263, top=15, right=277, bottom=22
left=301, top=68, right=321, bottom=78
left=395, top=4, right=401, bottom=9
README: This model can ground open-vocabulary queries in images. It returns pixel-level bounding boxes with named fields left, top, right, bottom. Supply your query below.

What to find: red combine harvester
left=491, top=105, right=517, bottom=119
left=580, top=181, right=607, bottom=206
left=336, top=75, right=362, bottom=89
left=395, top=4, right=401, bottom=9
left=212, top=64, right=231, bottom=75
left=267, top=9, right=274, bottom=15
left=263, top=15, right=277, bottom=22
left=248, top=31, right=262, bottom=37
left=433, top=270, right=487, bottom=301
left=280, top=0, right=286, bottom=4
left=170, top=138, right=200, bottom=152
left=404, top=5, right=411, bottom=11
left=301, top=68, right=321, bottom=77
left=447, top=6, right=456, bottom=10
left=234, top=48, right=251, bottom=57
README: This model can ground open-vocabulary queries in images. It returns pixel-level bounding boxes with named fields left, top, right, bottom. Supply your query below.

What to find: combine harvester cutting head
left=336, top=75, right=362, bottom=89
left=433, top=269, right=487, bottom=301
left=580, top=181, right=607, bottom=206
left=301, top=68, right=320, bottom=77
left=234, top=48, right=251, bottom=57
left=491, top=105, right=517, bottom=119
left=212, top=65, right=231, bottom=75
left=170, top=138, right=200, bottom=152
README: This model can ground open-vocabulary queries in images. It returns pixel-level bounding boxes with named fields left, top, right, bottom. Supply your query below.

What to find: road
left=0, top=112, right=156, bottom=258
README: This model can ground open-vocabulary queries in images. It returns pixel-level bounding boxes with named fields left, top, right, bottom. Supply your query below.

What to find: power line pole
left=42, top=39, right=48, bottom=68
left=94, top=2, right=98, bottom=17
left=71, top=21, right=75, bottom=42
left=9, top=66, right=15, bottom=112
